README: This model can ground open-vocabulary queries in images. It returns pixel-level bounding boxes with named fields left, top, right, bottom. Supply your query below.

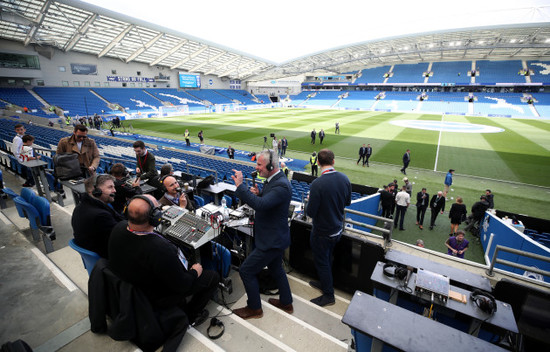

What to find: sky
left=81, top=0, right=550, bottom=63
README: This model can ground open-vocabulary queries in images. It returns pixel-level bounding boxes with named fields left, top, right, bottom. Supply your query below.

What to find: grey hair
left=258, top=149, right=279, bottom=170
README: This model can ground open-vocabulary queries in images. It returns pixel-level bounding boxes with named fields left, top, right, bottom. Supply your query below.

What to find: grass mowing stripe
left=465, top=116, right=550, bottom=186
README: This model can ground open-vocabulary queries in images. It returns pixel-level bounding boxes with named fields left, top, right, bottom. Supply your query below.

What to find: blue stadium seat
left=21, top=188, right=37, bottom=203
left=69, top=238, right=100, bottom=276
left=194, top=196, right=205, bottom=207
left=13, top=196, right=41, bottom=240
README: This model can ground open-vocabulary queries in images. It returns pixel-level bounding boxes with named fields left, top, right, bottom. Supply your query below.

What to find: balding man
left=158, top=175, right=194, bottom=211
left=429, top=191, right=446, bottom=230
left=108, top=195, right=219, bottom=327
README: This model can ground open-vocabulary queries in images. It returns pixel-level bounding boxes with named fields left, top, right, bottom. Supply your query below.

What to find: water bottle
left=221, top=198, right=229, bottom=221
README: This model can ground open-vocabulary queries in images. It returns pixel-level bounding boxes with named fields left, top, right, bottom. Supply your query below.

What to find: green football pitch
left=128, top=108, right=550, bottom=221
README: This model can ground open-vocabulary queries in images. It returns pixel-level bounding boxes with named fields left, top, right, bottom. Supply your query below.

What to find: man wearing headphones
left=230, top=149, right=293, bottom=319
left=110, top=163, right=142, bottom=214
left=108, top=195, right=219, bottom=327
left=71, top=174, right=124, bottom=258
left=306, top=149, right=352, bottom=306
left=158, top=175, right=194, bottom=211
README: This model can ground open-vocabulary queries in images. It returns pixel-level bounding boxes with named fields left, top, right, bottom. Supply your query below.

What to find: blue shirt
left=307, top=169, right=352, bottom=236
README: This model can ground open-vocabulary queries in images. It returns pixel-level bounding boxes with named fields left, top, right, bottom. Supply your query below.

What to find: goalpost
left=158, top=104, right=190, bottom=117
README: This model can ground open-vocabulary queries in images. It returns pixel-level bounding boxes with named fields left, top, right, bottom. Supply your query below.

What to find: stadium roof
left=1, top=0, right=550, bottom=82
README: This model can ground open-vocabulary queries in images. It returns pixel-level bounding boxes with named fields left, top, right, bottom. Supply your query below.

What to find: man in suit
left=379, top=184, right=395, bottom=219
left=281, top=136, right=288, bottom=156
left=416, top=188, right=429, bottom=230
left=400, top=149, right=411, bottom=175
left=231, top=150, right=293, bottom=319
left=307, top=149, right=351, bottom=306
left=357, top=144, right=367, bottom=166
left=311, top=129, right=316, bottom=144
left=365, top=144, right=373, bottom=167
left=319, top=129, right=325, bottom=144
left=429, top=191, right=446, bottom=230
left=227, top=145, right=235, bottom=159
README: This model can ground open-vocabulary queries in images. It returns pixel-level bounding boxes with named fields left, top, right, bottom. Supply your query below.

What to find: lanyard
left=321, top=168, right=336, bottom=175
left=138, top=152, right=148, bottom=171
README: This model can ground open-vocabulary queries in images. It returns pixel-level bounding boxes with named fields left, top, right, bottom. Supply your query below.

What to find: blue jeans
left=239, top=247, right=292, bottom=310
left=310, top=231, right=341, bottom=298
left=395, top=205, right=407, bottom=229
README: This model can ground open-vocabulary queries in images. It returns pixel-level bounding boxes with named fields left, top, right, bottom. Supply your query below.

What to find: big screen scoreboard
left=179, top=72, right=201, bottom=88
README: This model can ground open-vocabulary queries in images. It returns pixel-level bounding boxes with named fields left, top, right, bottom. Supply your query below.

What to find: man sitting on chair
left=108, top=195, right=219, bottom=327
left=72, top=175, right=124, bottom=258
left=158, top=175, right=194, bottom=211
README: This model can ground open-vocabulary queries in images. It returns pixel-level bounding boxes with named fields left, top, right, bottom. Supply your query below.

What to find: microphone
left=176, top=187, right=182, bottom=193
left=251, top=171, right=257, bottom=187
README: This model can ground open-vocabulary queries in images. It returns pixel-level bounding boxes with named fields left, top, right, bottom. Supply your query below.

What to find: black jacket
left=430, top=195, right=446, bottom=212
left=89, top=258, right=188, bottom=352
left=72, top=194, right=124, bottom=258
left=113, top=178, right=142, bottom=214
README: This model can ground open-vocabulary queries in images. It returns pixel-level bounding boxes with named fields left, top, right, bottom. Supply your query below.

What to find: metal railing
left=343, top=208, right=394, bottom=248
left=186, top=164, right=218, bottom=185
left=486, top=243, right=550, bottom=278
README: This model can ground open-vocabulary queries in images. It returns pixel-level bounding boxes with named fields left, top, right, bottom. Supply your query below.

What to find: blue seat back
left=2, top=187, right=19, bottom=200
left=194, top=195, right=205, bottom=207
left=68, top=238, right=101, bottom=276
left=3, top=188, right=25, bottom=217
left=21, top=188, right=37, bottom=203
left=202, top=242, right=231, bottom=278
left=13, top=197, right=40, bottom=230
left=31, top=196, right=50, bottom=226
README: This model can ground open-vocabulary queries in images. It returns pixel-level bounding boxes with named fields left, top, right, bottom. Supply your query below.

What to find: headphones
left=92, top=174, right=103, bottom=198
left=470, top=290, right=497, bottom=315
left=207, top=317, right=225, bottom=340
left=266, top=149, right=275, bottom=172
left=383, top=263, right=408, bottom=280
left=159, top=175, right=170, bottom=192
left=124, top=195, right=163, bottom=227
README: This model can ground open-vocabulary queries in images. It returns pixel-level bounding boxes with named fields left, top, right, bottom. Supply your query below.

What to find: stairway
left=176, top=271, right=353, bottom=351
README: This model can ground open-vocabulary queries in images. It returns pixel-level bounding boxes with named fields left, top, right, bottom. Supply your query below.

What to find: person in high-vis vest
left=281, top=162, right=289, bottom=178
left=310, top=152, right=318, bottom=177
left=184, top=129, right=190, bottom=146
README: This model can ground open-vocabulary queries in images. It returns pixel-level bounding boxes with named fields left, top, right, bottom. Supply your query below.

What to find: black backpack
left=53, top=153, right=82, bottom=180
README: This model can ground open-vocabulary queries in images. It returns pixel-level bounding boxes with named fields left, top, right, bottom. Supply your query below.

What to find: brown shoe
left=233, top=306, right=263, bottom=320
left=268, top=298, right=294, bottom=314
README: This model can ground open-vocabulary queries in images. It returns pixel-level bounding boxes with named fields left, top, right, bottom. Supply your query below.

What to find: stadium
left=1, top=0, right=549, bottom=351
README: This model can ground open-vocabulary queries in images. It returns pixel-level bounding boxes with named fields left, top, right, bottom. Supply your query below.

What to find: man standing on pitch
left=394, top=185, right=410, bottom=231
left=401, top=149, right=411, bottom=175
left=444, top=169, right=454, bottom=197
left=230, top=150, right=293, bottom=319
left=281, top=136, right=288, bottom=156
left=416, top=187, right=429, bottom=230
left=429, top=191, right=446, bottom=230
left=365, top=144, right=372, bottom=167
left=357, top=144, right=367, bottom=166
left=311, top=128, right=316, bottom=144
left=307, top=149, right=351, bottom=306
